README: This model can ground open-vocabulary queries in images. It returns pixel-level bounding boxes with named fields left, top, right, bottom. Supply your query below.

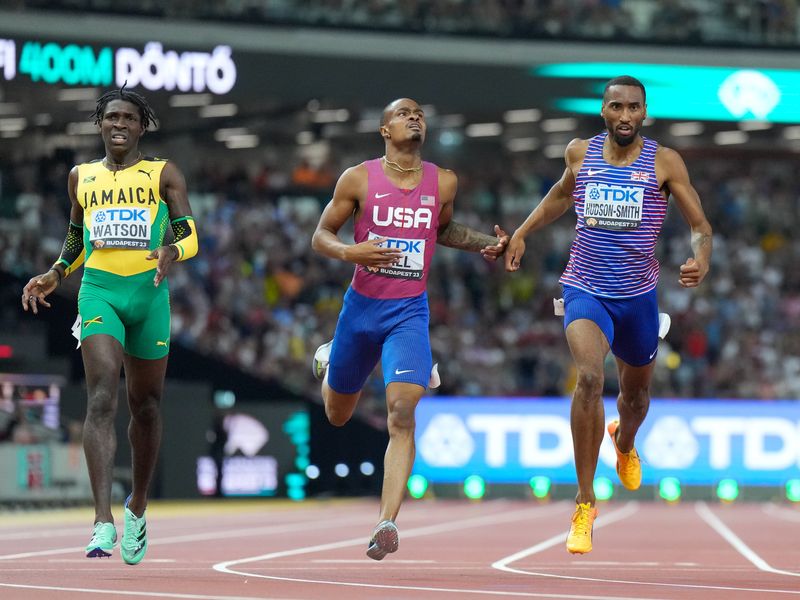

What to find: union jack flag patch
left=420, top=195, right=435, bottom=206
left=631, top=171, right=650, bottom=182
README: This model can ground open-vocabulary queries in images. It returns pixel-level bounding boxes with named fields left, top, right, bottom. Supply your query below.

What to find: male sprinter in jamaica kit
left=312, top=98, right=508, bottom=560
left=506, top=76, right=712, bottom=554
left=22, top=88, right=198, bottom=565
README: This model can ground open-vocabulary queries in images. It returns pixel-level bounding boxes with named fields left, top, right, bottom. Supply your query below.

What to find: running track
left=0, top=499, right=798, bottom=599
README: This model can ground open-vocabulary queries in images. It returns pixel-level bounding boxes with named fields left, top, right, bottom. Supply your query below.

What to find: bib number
left=366, top=232, right=426, bottom=280
left=89, top=208, right=151, bottom=249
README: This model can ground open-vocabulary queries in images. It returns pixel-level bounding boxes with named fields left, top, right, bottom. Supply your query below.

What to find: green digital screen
left=0, top=37, right=236, bottom=95
left=536, top=62, right=800, bottom=123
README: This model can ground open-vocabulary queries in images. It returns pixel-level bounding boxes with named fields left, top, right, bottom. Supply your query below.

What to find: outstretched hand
left=678, top=257, right=708, bottom=288
left=346, top=238, right=403, bottom=268
left=480, top=225, right=510, bottom=261
left=504, top=233, right=526, bottom=272
left=21, top=270, right=59, bottom=314
left=146, top=245, right=178, bottom=287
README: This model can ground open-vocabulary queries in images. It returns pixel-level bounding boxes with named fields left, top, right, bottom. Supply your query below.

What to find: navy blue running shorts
left=327, top=287, right=432, bottom=393
left=562, top=285, right=659, bottom=366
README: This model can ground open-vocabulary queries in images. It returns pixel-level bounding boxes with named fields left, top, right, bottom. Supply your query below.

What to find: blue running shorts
left=562, top=285, right=659, bottom=367
left=327, top=287, right=432, bottom=393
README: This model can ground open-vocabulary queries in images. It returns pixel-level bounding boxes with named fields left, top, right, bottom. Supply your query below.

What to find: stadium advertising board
left=195, top=402, right=308, bottom=499
left=538, top=62, right=800, bottom=123
left=414, top=398, right=800, bottom=485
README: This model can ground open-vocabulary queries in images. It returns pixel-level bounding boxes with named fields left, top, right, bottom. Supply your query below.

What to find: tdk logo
left=586, top=182, right=643, bottom=203
left=96, top=208, right=148, bottom=222
left=383, top=239, right=423, bottom=253
left=373, top=206, right=432, bottom=229
left=417, top=409, right=800, bottom=473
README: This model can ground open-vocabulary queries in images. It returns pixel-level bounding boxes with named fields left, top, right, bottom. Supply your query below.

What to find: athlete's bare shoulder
left=436, top=166, right=457, bottom=204
left=566, top=137, right=590, bottom=152
left=339, top=162, right=368, bottom=180
left=436, top=165, right=456, bottom=184
left=563, top=138, right=590, bottom=175
left=332, top=162, right=369, bottom=204
left=565, top=137, right=590, bottom=164
left=160, top=159, right=185, bottom=186
left=654, top=144, right=689, bottom=179
left=654, top=143, right=683, bottom=161
left=67, top=165, right=80, bottom=192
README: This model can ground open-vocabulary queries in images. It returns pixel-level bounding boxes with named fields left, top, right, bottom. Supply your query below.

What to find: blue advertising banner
left=414, top=398, right=800, bottom=485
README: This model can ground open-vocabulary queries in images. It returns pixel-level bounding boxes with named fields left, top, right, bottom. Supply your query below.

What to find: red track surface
left=1, top=499, right=798, bottom=599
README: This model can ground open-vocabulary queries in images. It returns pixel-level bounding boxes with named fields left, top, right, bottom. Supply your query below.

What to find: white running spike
left=312, top=340, right=332, bottom=380
left=428, top=362, right=440, bottom=389
left=658, top=312, right=671, bottom=340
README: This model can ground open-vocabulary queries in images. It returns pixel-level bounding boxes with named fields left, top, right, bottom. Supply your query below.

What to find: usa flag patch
left=631, top=171, right=649, bottom=182
left=420, top=195, right=435, bottom=206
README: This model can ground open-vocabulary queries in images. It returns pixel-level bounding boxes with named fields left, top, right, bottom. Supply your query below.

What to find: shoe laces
left=125, top=510, right=145, bottom=537
left=571, top=503, right=595, bottom=536
left=619, top=447, right=642, bottom=474
left=89, top=522, right=112, bottom=545
left=89, top=525, right=103, bottom=545
left=620, top=446, right=639, bottom=462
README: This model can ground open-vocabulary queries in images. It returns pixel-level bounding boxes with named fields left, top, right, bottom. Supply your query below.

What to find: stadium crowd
left=7, top=0, right=799, bottom=47
left=2, top=142, right=799, bottom=419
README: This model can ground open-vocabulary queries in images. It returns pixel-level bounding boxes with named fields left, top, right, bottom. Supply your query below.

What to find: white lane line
left=45, top=558, right=177, bottom=563
left=215, top=503, right=565, bottom=568
left=489, top=502, right=800, bottom=596
left=0, top=580, right=660, bottom=600
left=0, top=513, right=367, bottom=560
left=311, top=558, right=436, bottom=563
left=0, top=527, right=89, bottom=541
left=0, top=584, right=299, bottom=600
left=696, top=501, right=800, bottom=577
left=492, top=503, right=638, bottom=571
left=212, top=503, right=671, bottom=600
left=763, top=503, right=800, bottom=523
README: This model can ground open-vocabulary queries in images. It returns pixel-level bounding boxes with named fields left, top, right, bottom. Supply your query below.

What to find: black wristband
left=49, top=267, right=62, bottom=284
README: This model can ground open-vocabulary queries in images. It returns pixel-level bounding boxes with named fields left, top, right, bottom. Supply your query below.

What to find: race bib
left=89, top=208, right=151, bottom=249
left=583, top=182, right=644, bottom=230
left=366, top=231, right=426, bottom=280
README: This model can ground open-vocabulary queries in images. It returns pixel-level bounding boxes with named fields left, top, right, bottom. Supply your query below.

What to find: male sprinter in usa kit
left=312, top=97, right=508, bottom=560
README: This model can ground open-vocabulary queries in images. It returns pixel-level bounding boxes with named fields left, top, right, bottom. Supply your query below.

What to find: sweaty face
left=100, top=99, right=144, bottom=153
left=601, top=86, right=646, bottom=147
left=381, top=100, right=426, bottom=144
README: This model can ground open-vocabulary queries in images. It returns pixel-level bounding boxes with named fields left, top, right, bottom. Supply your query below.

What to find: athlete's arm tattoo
left=437, top=220, right=498, bottom=252
left=53, top=221, right=85, bottom=278
left=169, top=216, right=198, bottom=261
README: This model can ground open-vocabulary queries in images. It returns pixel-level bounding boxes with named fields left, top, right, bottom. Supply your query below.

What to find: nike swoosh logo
left=375, top=192, right=392, bottom=199
left=649, top=349, right=658, bottom=360
left=395, top=369, right=414, bottom=375
left=587, top=168, right=610, bottom=177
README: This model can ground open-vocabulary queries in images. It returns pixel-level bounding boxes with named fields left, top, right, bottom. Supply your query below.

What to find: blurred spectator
left=10, top=0, right=800, bottom=47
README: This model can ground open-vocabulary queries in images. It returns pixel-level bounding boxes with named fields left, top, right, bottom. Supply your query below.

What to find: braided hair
left=91, top=85, right=157, bottom=130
